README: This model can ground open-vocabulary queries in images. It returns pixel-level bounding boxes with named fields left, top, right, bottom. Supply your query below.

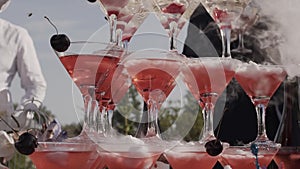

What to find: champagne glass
left=220, top=145, right=279, bottom=169
left=164, top=57, right=239, bottom=169
left=231, top=1, right=260, bottom=55
left=183, top=57, right=239, bottom=142
left=232, top=62, right=287, bottom=168
left=150, top=0, right=201, bottom=51
left=116, top=7, right=150, bottom=48
left=95, top=62, right=131, bottom=137
left=98, top=0, right=150, bottom=45
left=30, top=142, right=100, bottom=169
left=122, top=49, right=183, bottom=138
left=202, top=0, right=251, bottom=58
left=164, top=142, right=224, bottom=169
left=56, top=42, right=124, bottom=138
left=48, top=40, right=125, bottom=164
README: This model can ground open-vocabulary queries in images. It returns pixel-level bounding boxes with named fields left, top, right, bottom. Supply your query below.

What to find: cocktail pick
left=250, top=143, right=260, bottom=169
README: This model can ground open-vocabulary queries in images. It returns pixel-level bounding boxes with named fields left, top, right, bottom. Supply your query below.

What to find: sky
left=0, top=0, right=188, bottom=125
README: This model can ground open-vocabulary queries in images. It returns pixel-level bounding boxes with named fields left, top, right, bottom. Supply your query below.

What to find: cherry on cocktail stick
left=0, top=116, right=38, bottom=155
left=44, top=16, right=70, bottom=52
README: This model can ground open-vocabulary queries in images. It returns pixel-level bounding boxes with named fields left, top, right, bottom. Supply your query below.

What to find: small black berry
left=50, top=34, right=70, bottom=52
left=15, top=132, right=38, bottom=155
left=205, top=139, right=223, bottom=156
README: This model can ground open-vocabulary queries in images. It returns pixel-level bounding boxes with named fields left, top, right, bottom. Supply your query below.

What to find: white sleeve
left=16, top=29, right=47, bottom=107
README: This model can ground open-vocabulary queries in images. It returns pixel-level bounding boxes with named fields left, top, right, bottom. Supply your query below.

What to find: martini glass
left=95, top=62, right=131, bottom=137
left=220, top=145, right=279, bottom=169
left=231, top=1, right=260, bottom=55
left=151, top=0, right=201, bottom=51
left=164, top=141, right=225, bottom=169
left=116, top=6, right=150, bottom=48
left=164, top=57, right=238, bottom=169
left=202, top=0, right=251, bottom=58
left=182, top=57, right=239, bottom=142
left=95, top=135, right=163, bottom=169
left=29, top=142, right=100, bottom=169
left=98, top=0, right=150, bottom=45
left=52, top=41, right=124, bottom=169
left=122, top=49, right=183, bottom=138
left=54, top=41, right=124, bottom=139
left=235, top=62, right=287, bottom=145
left=232, top=62, right=287, bottom=168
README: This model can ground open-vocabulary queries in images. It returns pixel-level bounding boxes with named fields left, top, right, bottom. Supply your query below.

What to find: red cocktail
left=151, top=0, right=200, bottom=50
left=57, top=42, right=124, bottom=136
left=164, top=142, right=221, bottom=169
left=235, top=62, right=286, bottom=144
left=233, top=62, right=286, bottom=168
left=274, top=147, right=300, bottom=169
left=30, top=142, right=99, bottom=169
left=221, top=146, right=278, bottom=169
left=98, top=135, right=163, bottom=169
left=98, top=0, right=150, bottom=44
left=123, top=50, right=182, bottom=138
left=182, top=57, right=239, bottom=142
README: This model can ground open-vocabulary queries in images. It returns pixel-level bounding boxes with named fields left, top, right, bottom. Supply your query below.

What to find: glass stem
left=238, top=29, right=245, bottom=49
left=135, top=101, right=148, bottom=138
left=96, top=106, right=106, bottom=135
left=116, top=29, right=123, bottom=47
left=169, top=21, right=178, bottom=51
left=200, top=93, right=218, bottom=142
left=220, top=25, right=232, bottom=58
left=109, top=14, right=117, bottom=44
left=256, top=103, right=269, bottom=141
left=82, top=86, right=97, bottom=132
left=122, top=40, right=129, bottom=51
left=201, top=102, right=216, bottom=142
left=146, top=98, right=160, bottom=138
left=105, top=109, right=115, bottom=137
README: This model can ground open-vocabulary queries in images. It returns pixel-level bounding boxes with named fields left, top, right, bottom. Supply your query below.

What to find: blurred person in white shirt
left=0, top=0, right=46, bottom=132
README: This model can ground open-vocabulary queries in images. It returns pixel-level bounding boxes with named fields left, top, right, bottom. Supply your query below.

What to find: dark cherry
left=14, top=132, right=38, bottom=155
left=45, top=16, right=71, bottom=52
left=50, top=34, right=70, bottom=52
left=87, top=0, right=97, bottom=2
left=205, top=139, right=223, bottom=156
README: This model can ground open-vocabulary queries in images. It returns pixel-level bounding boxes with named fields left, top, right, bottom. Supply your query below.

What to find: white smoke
left=259, top=0, right=300, bottom=65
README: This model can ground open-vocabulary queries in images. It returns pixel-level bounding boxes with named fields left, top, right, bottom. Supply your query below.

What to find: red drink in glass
left=165, top=142, right=219, bottom=169
left=103, top=152, right=160, bottom=169
left=182, top=57, right=239, bottom=142
left=235, top=63, right=287, bottom=106
left=274, top=147, right=300, bottom=169
left=29, top=142, right=99, bottom=169
left=59, top=54, right=120, bottom=91
left=183, top=57, right=236, bottom=105
left=126, top=58, right=181, bottom=102
left=221, top=146, right=277, bottom=169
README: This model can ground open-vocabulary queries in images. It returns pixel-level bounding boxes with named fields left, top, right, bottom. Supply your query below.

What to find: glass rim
left=35, top=141, right=96, bottom=151
left=54, top=41, right=125, bottom=57
left=120, top=49, right=185, bottom=63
